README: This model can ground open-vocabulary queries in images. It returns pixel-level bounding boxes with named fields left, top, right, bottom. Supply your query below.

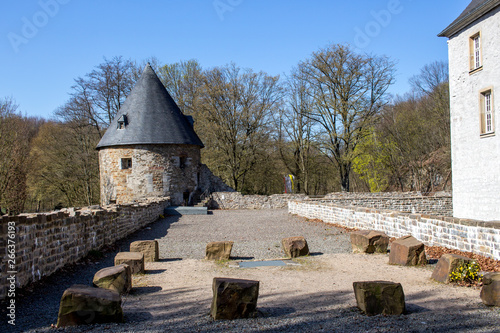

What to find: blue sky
left=1, top=0, right=470, bottom=119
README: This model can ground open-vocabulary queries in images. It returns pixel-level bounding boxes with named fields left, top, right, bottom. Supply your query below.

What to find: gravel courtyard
left=3, top=209, right=499, bottom=332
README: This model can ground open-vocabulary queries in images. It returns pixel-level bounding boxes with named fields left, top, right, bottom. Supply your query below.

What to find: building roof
left=438, top=0, right=500, bottom=37
left=96, top=64, right=204, bottom=149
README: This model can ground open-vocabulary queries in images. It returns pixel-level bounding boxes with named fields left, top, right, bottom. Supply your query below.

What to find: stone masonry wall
left=208, top=192, right=308, bottom=209
left=99, top=144, right=200, bottom=206
left=321, top=192, right=452, bottom=216
left=199, top=164, right=235, bottom=193
left=208, top=191, right=452, bottom=215
left=0, top=197, right=169, bottom=301
left=289, top=200, right=500, bottom=260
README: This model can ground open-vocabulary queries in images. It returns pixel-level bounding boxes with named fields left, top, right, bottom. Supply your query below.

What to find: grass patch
left=214, top=259, right=231, bottom=268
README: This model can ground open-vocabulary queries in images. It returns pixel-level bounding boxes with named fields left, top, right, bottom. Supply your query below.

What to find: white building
left=439, top=0, right=500, bottom=221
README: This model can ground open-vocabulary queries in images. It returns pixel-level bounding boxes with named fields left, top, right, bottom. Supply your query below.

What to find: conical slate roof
left=96, top=64, right=204, bottom=149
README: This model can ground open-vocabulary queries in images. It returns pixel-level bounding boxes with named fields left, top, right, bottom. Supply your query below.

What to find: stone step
left=164, top=206, right=208, bottom=215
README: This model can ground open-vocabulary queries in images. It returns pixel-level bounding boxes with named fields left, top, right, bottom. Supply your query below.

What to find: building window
left=179, top=156, right=187, bottom=169
left=117, top=114, right=128, bottom=129
left=480, top=89, right=494, bottom=135
left=470, top=32, right=482, bottom=72
left=121, top=158, right=132, bottom=169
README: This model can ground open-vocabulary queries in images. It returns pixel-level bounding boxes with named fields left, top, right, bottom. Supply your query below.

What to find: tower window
left=117, top=114, right=128, bottom=129
left=179, top=156, right=187, bottom=169
left=121, top=158, right=132, bottom=169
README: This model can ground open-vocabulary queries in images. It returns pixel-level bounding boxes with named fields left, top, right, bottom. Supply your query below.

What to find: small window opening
left=117, top=114, right=128, bottom=129
left=121, top=158, right=132, bottom=169
left=180, top=156, right=187, bottom=169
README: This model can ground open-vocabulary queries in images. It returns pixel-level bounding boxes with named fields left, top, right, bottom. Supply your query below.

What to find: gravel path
left=158, top=209, right=351, bottom=260
left=2, top=209, right=499, bottom=333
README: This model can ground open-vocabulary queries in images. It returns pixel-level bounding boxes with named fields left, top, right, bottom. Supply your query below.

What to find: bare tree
left=378, top=62, right=450, bottom=192
left=278, top=67, right=316, bottom=194
left=157, top=59, right=204, bottom=116
left=409, top=61, right=449, bottom=96
left=299, top=44, right=396, bottom=192
left=28, top=121, right=100, bottom=208
left=89, top=56, right=134, bottom=125
left=0, top=97, right=42, bottom=214
left=201, top=64, right=282, bottom=191
left=47, top=57, right=135, bottom=208
left=56, top=56, right=135, bottom=134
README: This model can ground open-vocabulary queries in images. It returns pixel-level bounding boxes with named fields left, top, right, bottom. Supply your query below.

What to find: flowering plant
left=449, top=261, right=482, bottom=285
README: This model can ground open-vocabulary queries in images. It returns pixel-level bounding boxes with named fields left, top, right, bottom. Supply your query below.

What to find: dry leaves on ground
left=304, top=217, right=500, bottom=273
left=425, top=246, right=500, bottom=272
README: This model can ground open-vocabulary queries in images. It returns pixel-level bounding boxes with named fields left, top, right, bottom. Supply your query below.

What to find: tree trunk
left=340, top=163, right=350, bottom=192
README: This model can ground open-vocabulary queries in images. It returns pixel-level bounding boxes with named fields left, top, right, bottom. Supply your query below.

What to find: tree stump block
left=205, top=241, right=234, bottom=260
left=431, top=254, right=474, bottom=283
left=210, top=277, right=259, bottom=320
left=350, top=230, right=389, bottom=254
left=114, top=252, right=144, bottom=274
left=480, top=272, right=500, bottom=306
left=389, top=235, right=426, bottom=266
left=130, top=240, right=159, bottom=262
left=282, top=236, right=309, bottom=258
left=56, top=284, right=123, bottom=327
left=93, top=264, right=132, bottom=294
left=353, top=281, right=405, bottom=316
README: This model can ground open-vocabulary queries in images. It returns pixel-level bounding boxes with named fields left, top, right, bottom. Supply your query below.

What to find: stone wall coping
left=289, top=200, right=500, bottom=230
left=323, top=191, right=451, bottom=198
left=0, top=196, right=171, bottom=222
left=212, top=192, right=307, bottom=197
left=0, top=197, right=171, bottom=301
left=311, top=196, right=451, bottom=202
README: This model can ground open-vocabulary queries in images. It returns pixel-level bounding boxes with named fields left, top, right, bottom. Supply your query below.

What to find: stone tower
left=96, top=64, right=205, bottom=206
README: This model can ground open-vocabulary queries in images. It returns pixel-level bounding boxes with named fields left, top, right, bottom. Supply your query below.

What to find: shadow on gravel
left=124, top=311, right=154, bottom=322
left=0, top=215, right=181, bottom=332
left=230, top=256, right=255, bottom=260
left=252, top=290, right=498, bottom=333
left=157, top=258, right=183, bottom=262
left=130, top=286, right=163, bottom=295
left=257, top=306, right=296, bottom=317
left=146, top=269, right=167, bottom=274
left=405, top=303, right=430, bottom=314
left=114, top=215, right=181, bottom=252
left=11, top=282, right=499, bottom=332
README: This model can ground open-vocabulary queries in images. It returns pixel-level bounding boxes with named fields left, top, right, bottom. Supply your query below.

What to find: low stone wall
left=208, top=191, right=452, bottom=215
left=321, top=191, right=452, bottom=216
left=288, top=200, right=500, bottom=260
left=208, top=192, right=308, bottom=209
left=0, top=198, right=170, bottom=301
